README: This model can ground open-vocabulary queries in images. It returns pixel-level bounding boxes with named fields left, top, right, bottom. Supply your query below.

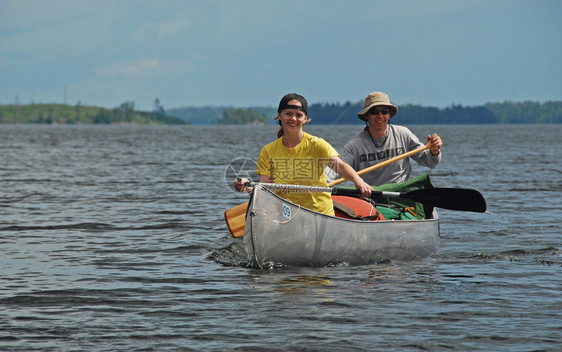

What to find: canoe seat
left=332, top=195, right=385, bottom=221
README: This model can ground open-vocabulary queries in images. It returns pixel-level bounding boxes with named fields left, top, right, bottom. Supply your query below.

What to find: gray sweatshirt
left=329, top=125, right=441, bottom=186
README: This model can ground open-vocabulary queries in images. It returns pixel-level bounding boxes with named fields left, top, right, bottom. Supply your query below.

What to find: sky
left=1, top=0, right=561, bottom=111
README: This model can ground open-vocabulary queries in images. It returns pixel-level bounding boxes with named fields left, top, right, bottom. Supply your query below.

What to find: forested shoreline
left=1, top=100, right=560, bottom=125
left=0, top=101, right=186, bottom=125
left=171, top=100, right=562, bottom=125
left=307, top=100, right=562, bottom=124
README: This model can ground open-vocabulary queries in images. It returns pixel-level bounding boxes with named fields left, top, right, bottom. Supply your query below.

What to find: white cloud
left=132, top=16, right=193, bottom=43
left=96, top=58, right=160, bottom=78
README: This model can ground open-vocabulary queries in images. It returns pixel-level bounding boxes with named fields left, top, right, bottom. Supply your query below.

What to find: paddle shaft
left=328, top=142, right=431, bottom=186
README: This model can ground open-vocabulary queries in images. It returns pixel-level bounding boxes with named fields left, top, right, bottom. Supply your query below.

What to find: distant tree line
left=219, top=108, right=267, bottom=125
left=306, top=101, right=562, bottom=124
left=0, top=99, right=186, bottom=124
left=167, top=100, right=562, bottom=125
left=167, top=106, right=275, bottom=125
left=3, top=100, right=560, bottom=125
left=485, top=101, right=561, bottom=124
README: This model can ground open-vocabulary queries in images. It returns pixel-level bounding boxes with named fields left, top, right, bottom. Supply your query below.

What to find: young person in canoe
left=328, top=91, right=443, bottom=186
left=234, top=93, right=372, bottom=216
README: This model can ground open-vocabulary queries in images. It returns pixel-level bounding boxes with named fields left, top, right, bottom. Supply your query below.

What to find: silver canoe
left=243, top=184, right=440, bottom=268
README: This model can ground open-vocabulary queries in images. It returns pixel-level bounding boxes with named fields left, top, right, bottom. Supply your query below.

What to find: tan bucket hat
left=357, top=91, right=398, bottom=121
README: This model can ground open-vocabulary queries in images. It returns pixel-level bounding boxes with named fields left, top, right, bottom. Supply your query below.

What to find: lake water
left=1, top=124, right=560, bottom=351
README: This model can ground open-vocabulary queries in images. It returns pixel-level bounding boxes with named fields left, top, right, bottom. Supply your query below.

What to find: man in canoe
left=329, top=91, right=443, bottom=185
left=234, top=93, right=373, bottom=216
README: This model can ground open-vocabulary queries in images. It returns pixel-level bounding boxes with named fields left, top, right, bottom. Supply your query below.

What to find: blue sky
left=1, top=0, right=561, bottom=111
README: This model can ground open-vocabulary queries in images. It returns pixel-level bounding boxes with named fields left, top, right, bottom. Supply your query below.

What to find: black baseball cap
left=277, top=93, right=308, bottom=115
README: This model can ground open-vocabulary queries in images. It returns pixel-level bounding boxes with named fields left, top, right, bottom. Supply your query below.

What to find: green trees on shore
left=0, top=100, right=186, bottom=125
left=219, top=108, right=267, bottom=125
left=306, top=101, right=562, bottom=124
left=1, top=100, right=560, bottom=125
left=169, top=100, right=562, bottom=125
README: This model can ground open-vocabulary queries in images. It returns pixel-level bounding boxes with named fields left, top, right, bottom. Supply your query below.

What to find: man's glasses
left=368, top=107, right=390, bottom=115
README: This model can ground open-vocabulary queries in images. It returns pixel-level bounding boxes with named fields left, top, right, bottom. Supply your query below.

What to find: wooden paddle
left=224, top=142, right=432, bottom=237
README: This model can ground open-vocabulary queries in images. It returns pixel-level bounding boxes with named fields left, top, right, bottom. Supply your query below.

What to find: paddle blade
left=224, top=202, right=248, bottom=238
left=404, top=188, right=487, bottom=213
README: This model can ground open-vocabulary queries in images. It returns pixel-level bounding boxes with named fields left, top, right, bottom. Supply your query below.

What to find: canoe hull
left=244, top=185, right=440, bottom=268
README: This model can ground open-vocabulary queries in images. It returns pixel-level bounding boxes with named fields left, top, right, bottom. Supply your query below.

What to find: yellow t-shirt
left=256, top=132, right=339, bottom=216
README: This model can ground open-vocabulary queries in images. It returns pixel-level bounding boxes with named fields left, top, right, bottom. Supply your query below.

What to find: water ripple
left=0, top=124, right=560, bottom=351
